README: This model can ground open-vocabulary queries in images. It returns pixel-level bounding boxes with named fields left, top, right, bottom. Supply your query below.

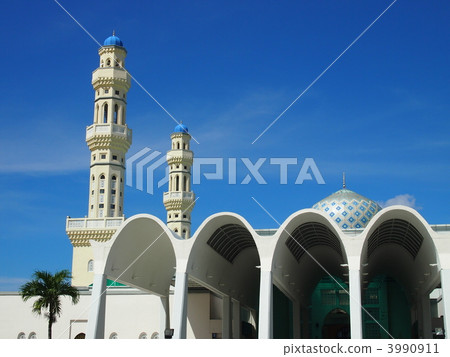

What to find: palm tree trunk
left=48, top=313, right=53, bottom=339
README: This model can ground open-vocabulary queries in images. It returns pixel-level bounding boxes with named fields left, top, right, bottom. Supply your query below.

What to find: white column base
left=86, top=273, right=107, bottom=339
left=172, top=271, right=188, bottom=339
left=349, top=269, right=363, bottom=339
left=160, top=295, right=170, bottom=339
left=258, top=270, right=273, bottom=339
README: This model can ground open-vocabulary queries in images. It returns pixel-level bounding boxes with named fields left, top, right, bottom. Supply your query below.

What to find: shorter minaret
left=163, top=123, right=195, bottom=238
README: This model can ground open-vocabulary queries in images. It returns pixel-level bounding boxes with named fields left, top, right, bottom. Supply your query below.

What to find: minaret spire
left=343, top=172, right=346, bottom=189
left=164, top=123, right=195, bottom=239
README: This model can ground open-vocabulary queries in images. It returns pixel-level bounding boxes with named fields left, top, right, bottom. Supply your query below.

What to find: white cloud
left=379, top=194, right=420, bottom=210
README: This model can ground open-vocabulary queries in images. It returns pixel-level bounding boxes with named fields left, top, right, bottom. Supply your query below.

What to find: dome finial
left=342, top=172, right=346, bottom=189
left=113, top=29, right=115, bottom=36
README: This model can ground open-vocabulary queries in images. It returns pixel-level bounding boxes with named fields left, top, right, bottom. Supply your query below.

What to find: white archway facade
left=87, top=207, right=450, bottom=339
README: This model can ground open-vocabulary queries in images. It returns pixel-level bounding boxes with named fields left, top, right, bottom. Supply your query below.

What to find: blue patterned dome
left=103, top=34, right=123, bottom=47
left=174, top=123, right=189, bottom=133
left=313, top=188, right=382, bottom=230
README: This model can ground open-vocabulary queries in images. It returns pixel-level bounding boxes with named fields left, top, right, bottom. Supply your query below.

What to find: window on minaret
left=100, top=175, right=105, bottom=188
left=111, top=176, right=117, bottom=189
left=182, top=230, right=186, bottom=238
left=114, top=105, right=118, bottom=124
left=176, top=175, right=180, bottom=191
left=183, top=176, right=187, bottom=191
left=106, top=59, right=111, bottom=66
left=183, top=143, right=186, bottom=149
left=88, top=260, right=94, bottom=272
left=177, top=142, right=180, bottom=149
left=103, top=104, right=108, bottom=123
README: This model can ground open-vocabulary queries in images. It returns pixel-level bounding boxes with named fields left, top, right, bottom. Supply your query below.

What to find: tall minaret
left=66, top=33, right=132, bottom=287
left=87, top=32, right=132, bottom=218
left=163, top=123, right=195, bottom=238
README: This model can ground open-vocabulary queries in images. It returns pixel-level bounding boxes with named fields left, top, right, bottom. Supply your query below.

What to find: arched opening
left=183, top=176, right=187, bottom=191
left=322, top=308, right=350, bottom=339
left=309, top=276, right=350, bottom=338
left=177, top=142, right=180, bottom=149
left=120, top=106, right=125, bottom=124
left=176, top=175, right=180, bottom=191
left=74, top=333, right=86, bottom=339
left=28, top=332, right=37, bottom=339
left=103, top=104, right=108, bottom=123
left=272, top=212, right=348, bottom=339
left=100, top=175, right=105, bottom=188
left=361, top=213, right=440, bottom=339
left=186, top=214, right=261, bottom=339
left=114, top=104, right=118, bottom=124
left=106, top=58, right=111, bottom=67
left=87, top=260, right=94, bottom=272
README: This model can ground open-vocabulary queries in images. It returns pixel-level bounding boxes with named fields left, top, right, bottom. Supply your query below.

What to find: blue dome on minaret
left=103, top=32, right=123, bottom=47
left=174, top=122, right=189, bottom=133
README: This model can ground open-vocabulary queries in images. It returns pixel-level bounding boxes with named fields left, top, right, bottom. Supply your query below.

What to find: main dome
left=313, top=188, right=382, bottom=230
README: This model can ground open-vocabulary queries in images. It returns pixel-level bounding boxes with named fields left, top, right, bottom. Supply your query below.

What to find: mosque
left=2, top=34, right=450, bottom=339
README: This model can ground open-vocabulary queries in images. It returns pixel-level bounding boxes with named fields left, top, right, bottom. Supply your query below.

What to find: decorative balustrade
left=66, top=216, right=125, bottom=230
left=163, top=191, right=195, bottom=201
left=86, top=124, right=131, bottom=140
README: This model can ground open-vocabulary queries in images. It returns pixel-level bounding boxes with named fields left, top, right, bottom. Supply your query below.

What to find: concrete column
left=258, top=270, right=273, bottom=339
left=86, top=273, right=107, bottom=339
left=440, top=269, right=450, bottom=339
left=232, top=299, right=241, bottom=339
left=293, top=300, right=301, bottom=338
left=349, top=269, right=363, bottom=339
left=222, top=295, right=232, bottom=339
left=172, top=271, right=188, bottom=339
left=160, top=295, right=170, bottom=339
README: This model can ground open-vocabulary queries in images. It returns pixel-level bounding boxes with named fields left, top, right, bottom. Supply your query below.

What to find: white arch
left=270, top=209, right=349, bottom=304
left=103, top=214, right=179, bottom=296
left=186, top=212, right=262, bottom=307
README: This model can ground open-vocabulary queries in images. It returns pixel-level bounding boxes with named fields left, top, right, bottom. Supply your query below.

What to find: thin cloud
left=0, top=277, right=28, bottom=291
left=379, top=194, right=421, bottom=210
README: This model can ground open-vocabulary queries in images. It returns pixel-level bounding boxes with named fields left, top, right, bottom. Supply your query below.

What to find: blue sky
left=0, top=0, right=449, bottom=290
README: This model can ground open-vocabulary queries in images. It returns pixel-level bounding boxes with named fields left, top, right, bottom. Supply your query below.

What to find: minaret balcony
left=163, top=191, right=195, bottom=202
left=86, top=123, right=132, bottom=141
left=167, top=150, right=193, bottom=163
left=92, top=67, right=130, bottom=89
left=66, top=216, right=125, bottom=231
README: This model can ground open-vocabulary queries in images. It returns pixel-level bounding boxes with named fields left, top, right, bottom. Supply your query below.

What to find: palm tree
left=20, top=270, right=80, bottom=339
